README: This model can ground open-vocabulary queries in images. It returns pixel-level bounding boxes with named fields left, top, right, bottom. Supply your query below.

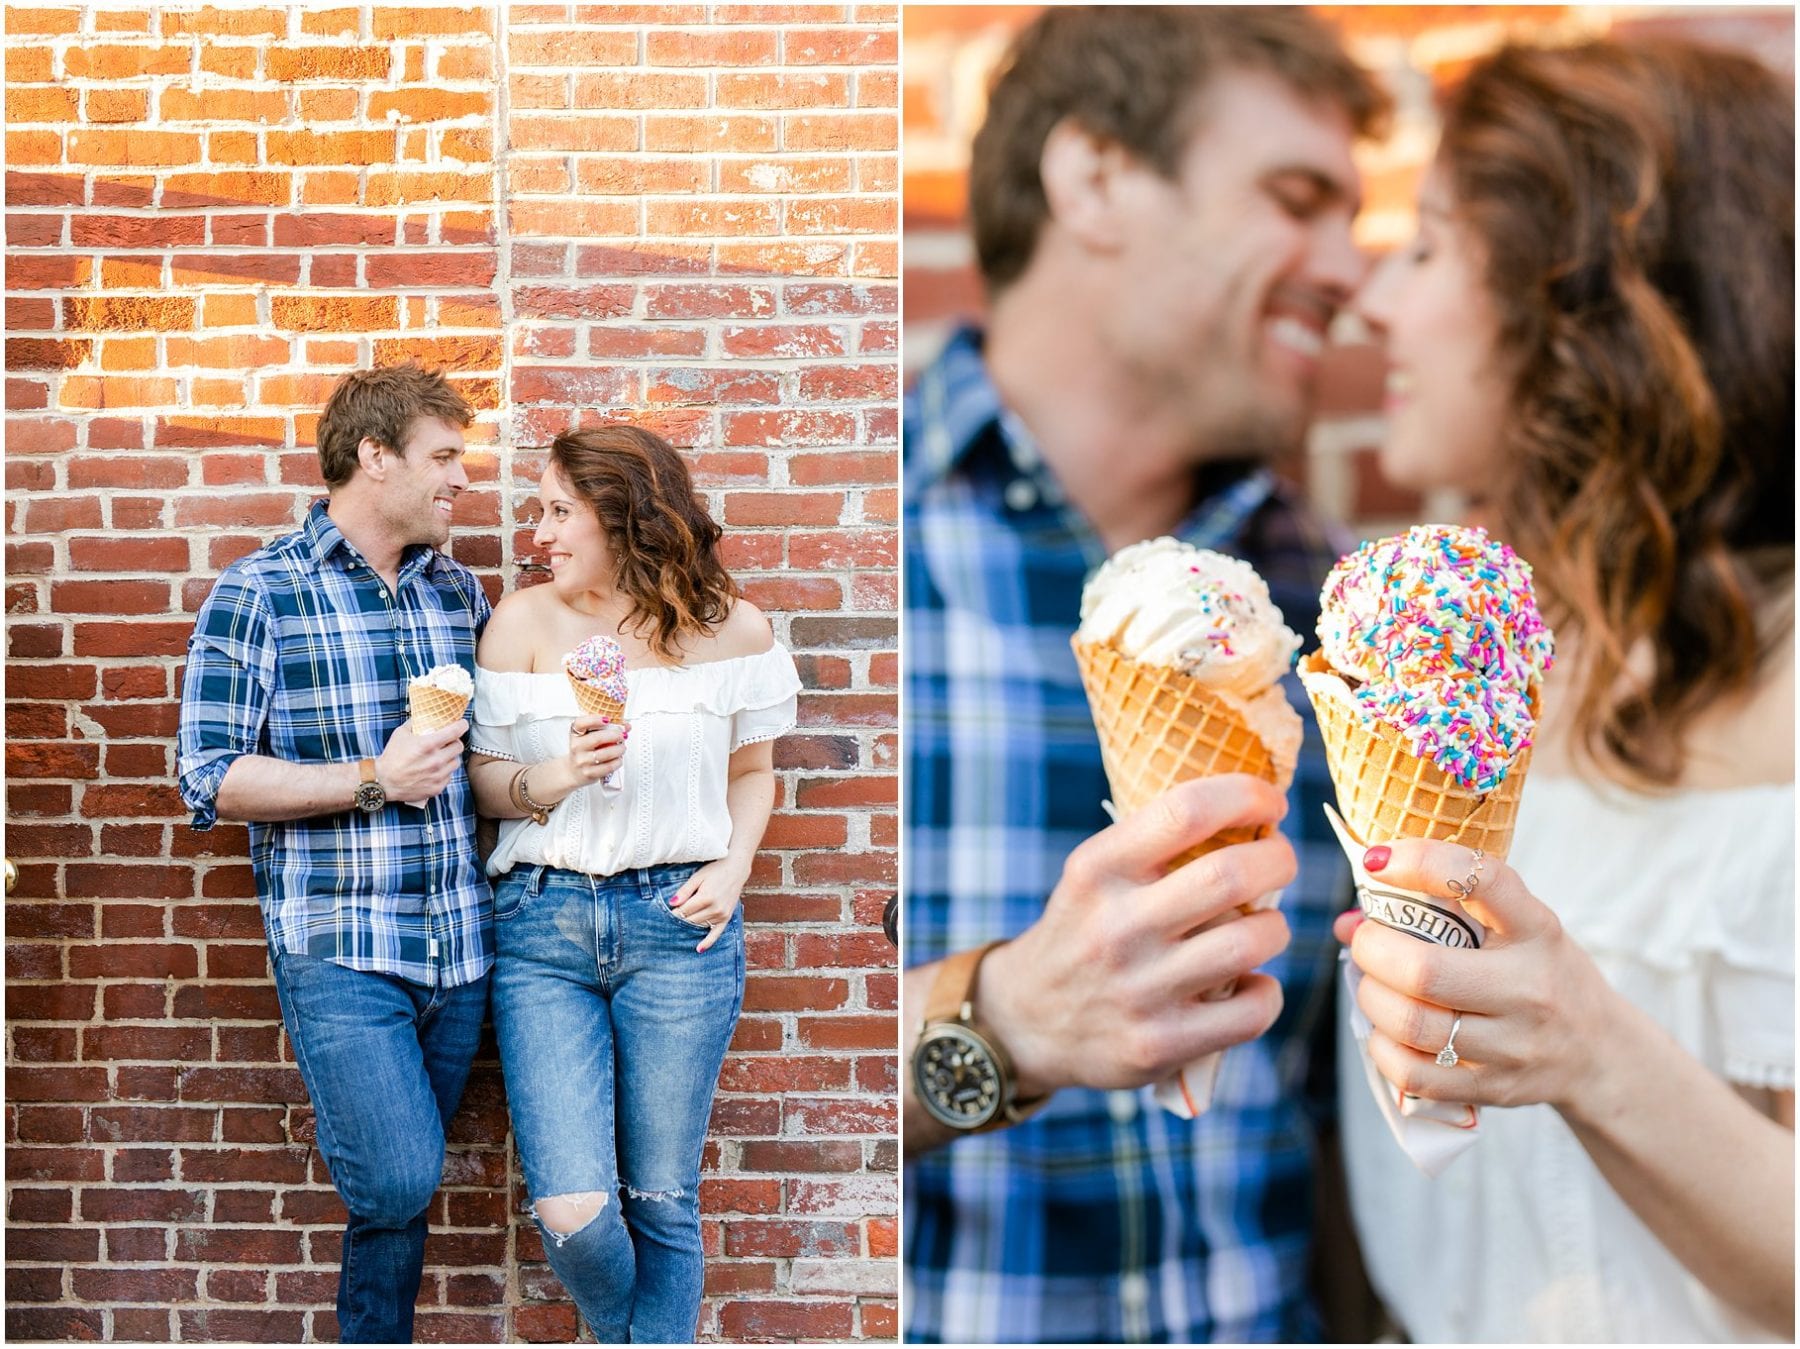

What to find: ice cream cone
left=1072, top=637, right=1286, bottom=868
left=567, top=676, right=625, bottom=723
left=1296, top=650, right=1532, bottom=859
left=407, top=684, right=470, bottom=734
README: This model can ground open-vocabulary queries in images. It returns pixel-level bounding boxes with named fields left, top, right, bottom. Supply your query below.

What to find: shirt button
left=1120, top=1272, right=1149, bottom=1309
left=1107, top=1090, right=1138, bottom=1123
left=1004, top=478, right=1038, bottom=512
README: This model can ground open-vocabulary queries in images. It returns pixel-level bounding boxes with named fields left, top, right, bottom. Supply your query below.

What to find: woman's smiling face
left=533, top=463, right=616, bottom=596
left=1353, top=167, right=1512, bottom=498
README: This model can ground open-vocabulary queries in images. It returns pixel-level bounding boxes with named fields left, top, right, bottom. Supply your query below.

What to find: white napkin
left=1325, top=804, right=1482, bottom=1176
left=1150, top=883, right=1286, bottom=1119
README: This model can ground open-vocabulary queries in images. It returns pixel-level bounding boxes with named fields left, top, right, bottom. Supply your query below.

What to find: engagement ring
left=1436, top=1013, right=1464, bottom=1068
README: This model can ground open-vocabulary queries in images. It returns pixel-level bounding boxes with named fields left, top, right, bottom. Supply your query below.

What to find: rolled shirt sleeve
left=177, top=569, right=276, bottom=831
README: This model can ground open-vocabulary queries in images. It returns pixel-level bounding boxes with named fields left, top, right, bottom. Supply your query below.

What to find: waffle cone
left=567, top=675, right=626, bottom=722
left=407, top=684, right=469, bottom=733
left=1296, top=650, right=1532, bottom=859
left=1071, top=638, right=1288, bottom=868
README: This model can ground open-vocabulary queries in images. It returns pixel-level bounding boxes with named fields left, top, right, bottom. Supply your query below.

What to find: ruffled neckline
left=473, top=643, right=800, bottom=723
left=476, top=644, right=793, bottom=681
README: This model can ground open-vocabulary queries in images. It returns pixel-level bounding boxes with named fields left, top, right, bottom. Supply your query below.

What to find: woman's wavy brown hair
left=1439, top=40, right=1794, bottom=786
left=548, top=425, right=740, bottom=663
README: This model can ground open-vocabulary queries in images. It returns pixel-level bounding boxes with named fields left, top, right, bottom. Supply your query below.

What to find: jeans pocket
left=494, top=867, right=541, bottom=922
left=649, top=864, right=713, bottom=935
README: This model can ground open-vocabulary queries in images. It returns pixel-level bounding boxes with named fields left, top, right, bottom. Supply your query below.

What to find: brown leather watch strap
left=923, top=939, right=1004, bottom=1029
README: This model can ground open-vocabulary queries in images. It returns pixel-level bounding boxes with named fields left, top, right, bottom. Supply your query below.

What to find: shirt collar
left=908, top=324, right=1003, bottom=491
left=910, top=323, right=1278, bottom=544
left=304, top=498, right=442, bottom=582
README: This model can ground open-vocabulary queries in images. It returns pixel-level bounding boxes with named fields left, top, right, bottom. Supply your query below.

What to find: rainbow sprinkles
left=1317, top=525, right=1555, bottom=793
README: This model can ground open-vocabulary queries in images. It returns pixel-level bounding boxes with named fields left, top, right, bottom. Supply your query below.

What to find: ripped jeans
left=491, top=862, right=744, bottom=1342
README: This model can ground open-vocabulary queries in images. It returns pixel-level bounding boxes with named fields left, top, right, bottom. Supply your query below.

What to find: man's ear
left=356, top=436, right=388, bottom=481
left=1039, top=118, right=1133, bottom=255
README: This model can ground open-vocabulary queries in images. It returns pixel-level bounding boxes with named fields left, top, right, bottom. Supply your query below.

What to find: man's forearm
left=213, top=754, right=362, bottom=823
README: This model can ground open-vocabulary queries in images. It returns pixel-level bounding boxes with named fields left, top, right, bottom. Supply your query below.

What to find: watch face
left=913, top=1024, right=1002, bottom=1130
left=354, top=781, right=386, bottom=813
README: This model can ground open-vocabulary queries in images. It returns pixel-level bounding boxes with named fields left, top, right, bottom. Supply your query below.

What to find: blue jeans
left=492, top=862, right=745, bottom=1343
left=269, top=947, right=489, bottom=1344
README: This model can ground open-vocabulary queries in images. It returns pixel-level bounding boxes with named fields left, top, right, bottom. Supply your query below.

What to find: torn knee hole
left=533, top=1190, right=609, bottom=1244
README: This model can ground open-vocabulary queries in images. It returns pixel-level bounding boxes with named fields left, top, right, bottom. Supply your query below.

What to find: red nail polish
left=1363, top=845, right=1390, bottom=872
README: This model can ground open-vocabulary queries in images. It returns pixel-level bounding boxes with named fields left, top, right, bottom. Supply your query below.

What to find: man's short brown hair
left=314, top=363, right=474, bottom=488
left=969, top=5, right=1391, bottom=291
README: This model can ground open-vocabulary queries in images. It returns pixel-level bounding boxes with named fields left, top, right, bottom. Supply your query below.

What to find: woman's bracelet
left=509, top=765, right=552, bottom=827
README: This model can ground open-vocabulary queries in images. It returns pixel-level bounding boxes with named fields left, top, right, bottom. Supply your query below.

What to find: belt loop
left=527, top=864, right=549, bottom=898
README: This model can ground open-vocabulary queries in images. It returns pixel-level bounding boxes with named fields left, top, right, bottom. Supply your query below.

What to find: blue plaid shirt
left=177, top=501, right=494, bottom=988
left=905, top=328, right=1352, bottom=1343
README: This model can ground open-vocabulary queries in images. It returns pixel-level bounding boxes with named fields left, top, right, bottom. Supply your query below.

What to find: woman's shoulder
left=1678, top=596, right=1794, bottom=790
left=691, top=598, right=776, bottom=664
left=479, top=582, right=565, bottom=673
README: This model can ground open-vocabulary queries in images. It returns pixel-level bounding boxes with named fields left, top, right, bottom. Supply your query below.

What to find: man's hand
left=375, top=717, right=468, bottom=804
left=978, top=773, right=1296, bottom=1099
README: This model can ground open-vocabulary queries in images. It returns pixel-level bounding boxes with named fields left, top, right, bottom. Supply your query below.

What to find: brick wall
left=901, top=3, right=1795, bottom=538
left=5, top=4, right=898, bottom=1342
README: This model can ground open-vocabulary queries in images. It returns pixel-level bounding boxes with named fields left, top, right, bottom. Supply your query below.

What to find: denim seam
left=276, top=967, right=366, bottom=1218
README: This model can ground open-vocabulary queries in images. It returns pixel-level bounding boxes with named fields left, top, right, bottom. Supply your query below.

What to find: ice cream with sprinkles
left=1077, top=537, right=1304, bottom=776
left=1317, top=524, right=1554, bottom=793
left=564, top=635, right=630, bottom=708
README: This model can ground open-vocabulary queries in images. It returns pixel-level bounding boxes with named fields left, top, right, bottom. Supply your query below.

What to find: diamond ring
left=1436, top=1013, right=1464, bottom=1068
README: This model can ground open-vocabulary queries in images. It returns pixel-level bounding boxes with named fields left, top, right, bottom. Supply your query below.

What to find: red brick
left=785, top=27, right=897, bottom=65
left=718, top=71, right=851, bottom=109
left=646, top=114, right=777, bottom=153
left=720, top=1301, right=855, bottom=1341
left=722, top=323, right=847, bottom=358
left=783, top=111, right=897, bottom=151
left=795, top=1014, right=897, bottom=1051
left=725, top=1219, right=860, bottom=1259
left=509, top=30, right=638, bottom=66
left=265, top=46, right=393, bottom=81
left=177, top=1310, right=307, bottom=1342
left=67, top=129, right=202, bottom=167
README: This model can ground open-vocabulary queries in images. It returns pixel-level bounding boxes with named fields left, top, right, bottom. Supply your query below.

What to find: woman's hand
left=669, top=857, right=750, bottom=953
left=1334, top=837, right=1626, bottom=1115
left=563, top=714, right=627, bottom=787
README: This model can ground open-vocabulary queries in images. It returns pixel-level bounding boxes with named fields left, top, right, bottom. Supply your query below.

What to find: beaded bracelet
left=509, top=765, right=551, bottom=827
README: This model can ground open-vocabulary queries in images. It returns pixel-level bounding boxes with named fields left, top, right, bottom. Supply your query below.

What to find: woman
left=467, top=426, right=799, bottom=1341
left=1339, top=39, right=1793, bottom=1342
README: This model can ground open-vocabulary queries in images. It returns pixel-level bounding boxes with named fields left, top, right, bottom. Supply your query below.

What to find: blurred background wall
left=901, top=3, right=1795, bottom=536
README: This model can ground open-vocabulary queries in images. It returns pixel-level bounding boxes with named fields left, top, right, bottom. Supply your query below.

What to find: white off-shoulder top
left=470, top=644, right=801, bottom=878
left=1344, top=774, right=1795, bottom=1344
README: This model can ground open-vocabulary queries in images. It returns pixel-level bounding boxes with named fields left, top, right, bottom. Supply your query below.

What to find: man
left=904, top=8, right=1388, bottom=1341
left=177, top=364, right=491, bottom=1343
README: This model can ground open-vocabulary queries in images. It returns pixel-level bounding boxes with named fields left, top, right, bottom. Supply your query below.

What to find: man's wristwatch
left=353, top=758, right=386, bottom=813
left=911, top=940, right=1047, bottom=1133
